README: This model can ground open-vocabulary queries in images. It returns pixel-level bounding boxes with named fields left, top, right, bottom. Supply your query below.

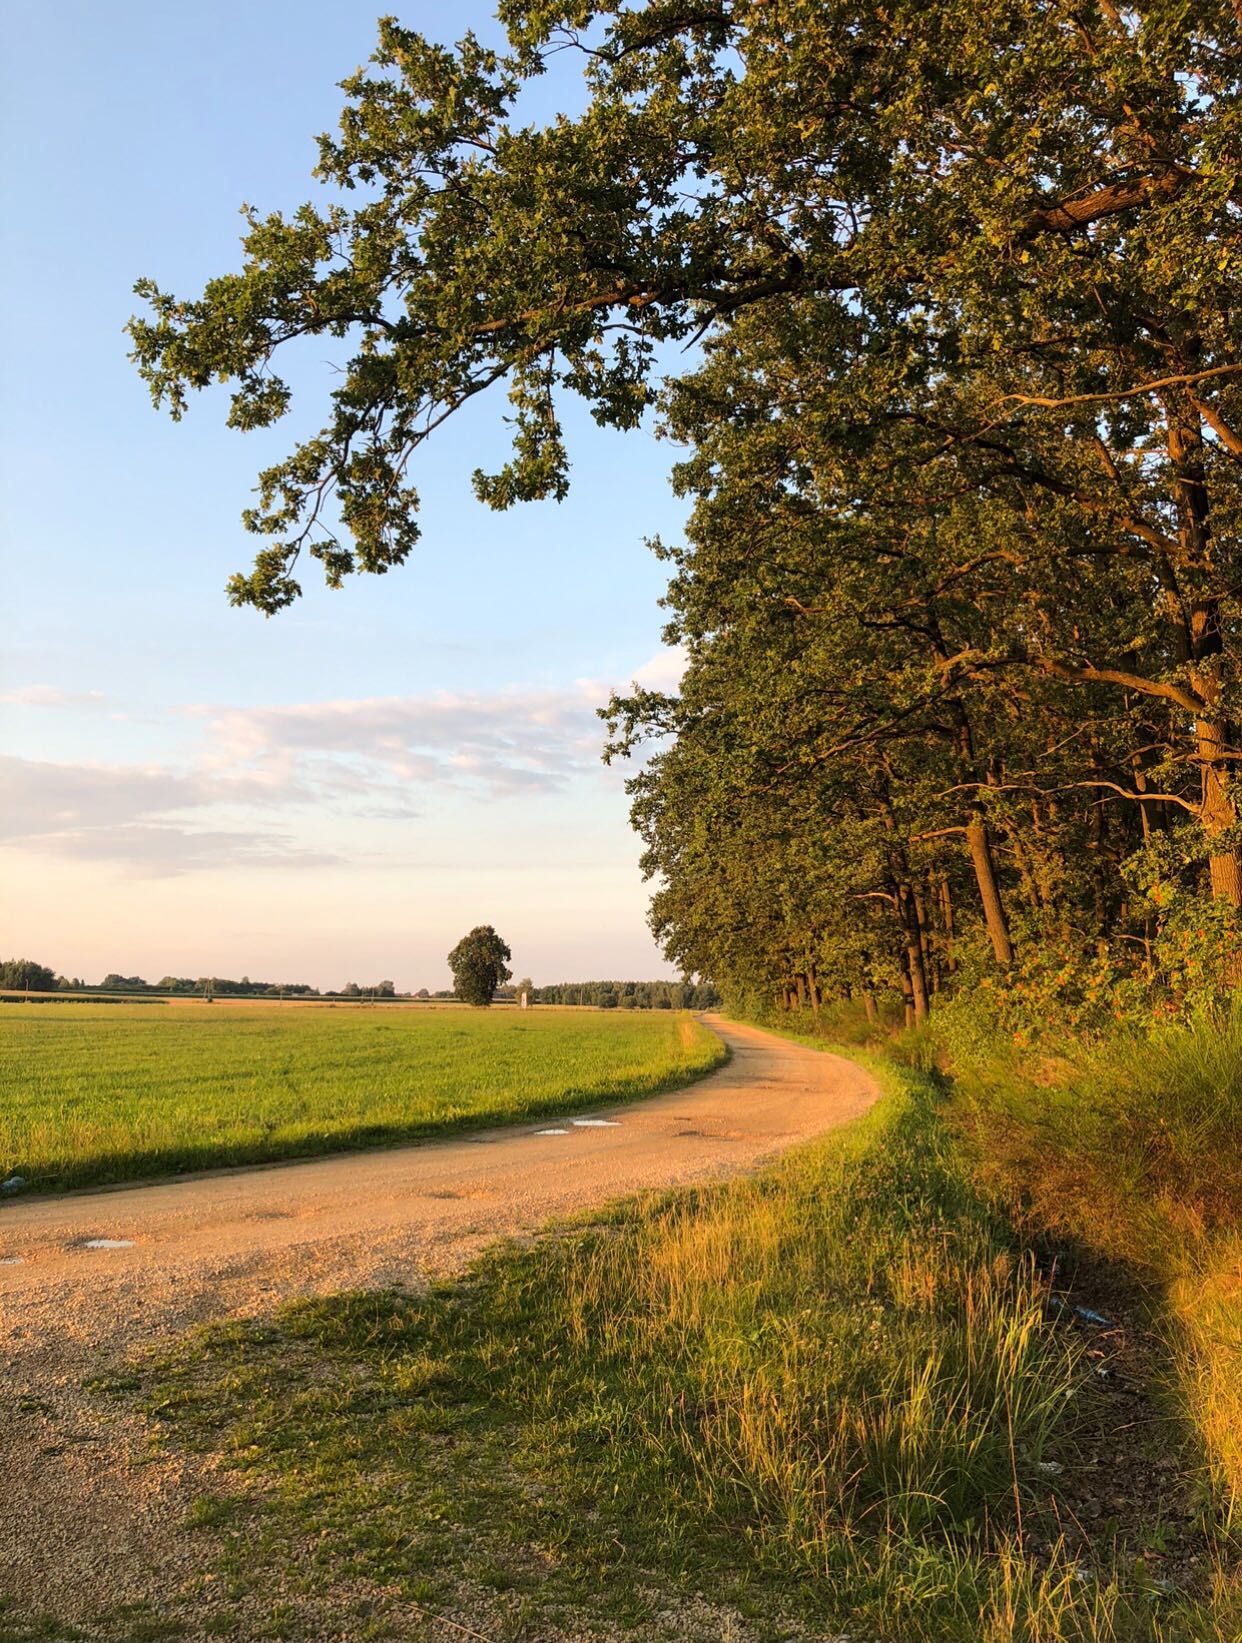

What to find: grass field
left=101, top=1058, right=1234, bottom=1643
left=0, top=1004, right=725, bottom=1193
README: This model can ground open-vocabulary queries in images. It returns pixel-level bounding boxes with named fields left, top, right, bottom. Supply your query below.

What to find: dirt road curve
left=0, top=1016, right=877, bottom=1630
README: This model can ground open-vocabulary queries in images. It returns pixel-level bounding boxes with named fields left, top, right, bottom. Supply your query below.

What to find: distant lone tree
left=448, top=926, right=512, bottom=1008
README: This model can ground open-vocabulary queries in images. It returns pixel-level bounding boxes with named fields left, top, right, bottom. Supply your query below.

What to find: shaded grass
left=923, top=1004, right=1242, bottom=1631
left=103, top=1064, right=1228, bottom=1641
left=0, top=1005, right=724, bottom=1192
left=940, top=1013, right=1242, bottom=1500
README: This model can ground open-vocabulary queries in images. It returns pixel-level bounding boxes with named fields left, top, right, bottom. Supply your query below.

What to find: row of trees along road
left=129, top=3, right=1242, bottom=1020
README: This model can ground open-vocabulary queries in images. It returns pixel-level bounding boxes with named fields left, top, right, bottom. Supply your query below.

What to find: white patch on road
left=534, top=1128, right=570, bottom=1136
left=0, top=1256, right=24, bottom=1265
left=570, top=1118, right=621, bottom=1128
left=82, top=1239, right=135, bottom=1250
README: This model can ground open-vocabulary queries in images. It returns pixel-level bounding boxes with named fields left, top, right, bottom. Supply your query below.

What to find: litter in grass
left=1073, top=1305, right=1114, bottom=1328
left=1, top=1176, right=27, bottom=1195
left=82, top=1238, right=135, bottom=1250
left=1045, top=1294, right=1115, bottom=1329
left=534, top=1128, right=570, bottom=1136
left=0, top=1256, right=23, bottom=1265
left=570, top=1118, right=621, bottom=1128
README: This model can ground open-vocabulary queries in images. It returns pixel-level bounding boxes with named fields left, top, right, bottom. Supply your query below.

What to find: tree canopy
left=130, top=2, right=1242, bottom=1015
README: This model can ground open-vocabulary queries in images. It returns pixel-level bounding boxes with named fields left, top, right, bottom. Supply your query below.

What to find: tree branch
left=995, top=363, right=1242, bottom=413
left=1035, top=658, right=1207, bottom=717
left=1018, top=167, right=1193, bottom=238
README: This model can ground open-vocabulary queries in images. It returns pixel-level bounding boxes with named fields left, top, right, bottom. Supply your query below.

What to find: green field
left=0, top=1005, right=725, bottom=1193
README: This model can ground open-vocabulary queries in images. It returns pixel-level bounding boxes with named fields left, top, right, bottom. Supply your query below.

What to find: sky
left=0, top=1, right=690, bottom=991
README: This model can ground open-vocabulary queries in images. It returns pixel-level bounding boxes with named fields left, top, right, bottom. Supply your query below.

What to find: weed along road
left=0, top=1016, right=877, bottom=1628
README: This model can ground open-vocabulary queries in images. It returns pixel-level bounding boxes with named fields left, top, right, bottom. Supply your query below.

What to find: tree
left=511, top=976, right=535, bottom=1005
left=448, top=926, right=512, bottom=1007
left=128, top=3, right=1242, bottom=992
left=1, top=959, right=56, bottom=992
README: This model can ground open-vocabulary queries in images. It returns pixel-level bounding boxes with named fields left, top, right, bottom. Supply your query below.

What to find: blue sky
left=1, top=1, right=688, bottom=989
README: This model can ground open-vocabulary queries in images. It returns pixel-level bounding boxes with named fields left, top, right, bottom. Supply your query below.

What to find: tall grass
left=938, top=1003, right=1242, bottom=1545
left=129, top=1069, right=1207, bottom=1640
left=0, top=1004, right=724, bottom=1191
left=549, top=1094, right=1072, bottom=1555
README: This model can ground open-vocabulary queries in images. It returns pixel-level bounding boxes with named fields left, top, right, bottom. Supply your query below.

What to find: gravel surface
left=0, top=1016, right=877, bottom=1637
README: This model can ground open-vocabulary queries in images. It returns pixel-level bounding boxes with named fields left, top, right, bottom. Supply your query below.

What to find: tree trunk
left=876, top=782, right=931, bottom=1018
left=1131, top=754, right=1154, bottom=844
left=897, top=949, right=916, bottom=1028
left=913, top=883, right=935, bottom=992
left=897, top=886, right=931, bottom=1022
left=1166, top=405, right=1241, bottom=907
left=966, top=813, right=1015, bottom=966
left=863, top=990, right=878, bottom=1023
left=906, top=930, right=930, bottom=1021
left=936, top=676, right=1014, bottom=967
left=939, top=875, right=958, bottom=973
left=1199, top=716, right=1242, bottom=905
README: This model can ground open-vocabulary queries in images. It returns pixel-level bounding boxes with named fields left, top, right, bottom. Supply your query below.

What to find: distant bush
left=0, top=958, right=56, bottom=991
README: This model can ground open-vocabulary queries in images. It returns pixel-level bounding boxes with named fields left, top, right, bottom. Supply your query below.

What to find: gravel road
left=0, top=1015, right=877, bottom=1634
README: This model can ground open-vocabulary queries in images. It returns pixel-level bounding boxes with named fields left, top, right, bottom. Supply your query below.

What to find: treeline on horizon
left=0, top=960, right=715, bottom=1011
left=0, top=963, right=389, bottom=999
left=531, top=980, right=720, bottom=1010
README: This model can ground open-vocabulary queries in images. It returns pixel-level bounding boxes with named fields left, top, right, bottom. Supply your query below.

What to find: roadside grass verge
left=938, top=1010, right=1242, bottom=1568
left=0, top=1006, right=724, bottom=1193
left=99, top=1062, right=1225, bottom=1642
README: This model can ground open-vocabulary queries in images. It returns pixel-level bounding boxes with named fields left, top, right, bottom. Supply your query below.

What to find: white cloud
left=631, top=644, right=688, bottom=693
left=0, top=651, right=685, bottom=877
left=190, top=683, right=604, bottom=797
left=0, top=683, right=107, bottom=709
left=15, top=822, right=342, bottom=876
left=0, top=756, right=338, bottom=876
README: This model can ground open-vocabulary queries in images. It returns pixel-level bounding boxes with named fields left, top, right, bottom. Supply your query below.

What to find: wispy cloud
left=189, top=681, right=610, bottom=798
left=0, top=651, right=684, bottom=876
left=1, top=683, right=108, bottom=709
left=14, top=821, right=342, bottom=876
left=628, top=644, right=687, bottom=694
left=0, top=756, right=340, bottom=876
